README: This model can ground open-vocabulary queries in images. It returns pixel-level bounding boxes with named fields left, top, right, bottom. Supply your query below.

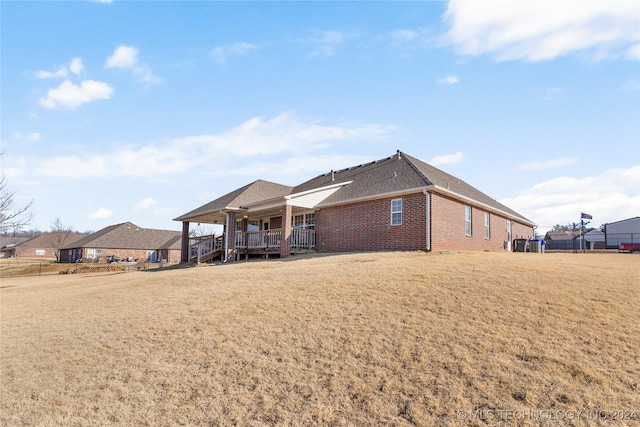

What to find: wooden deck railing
left=235, top=228, right=315, bottom=250
left=189, top=235, right=224, bottom=263
left=291, top=228, right=316, bottom=249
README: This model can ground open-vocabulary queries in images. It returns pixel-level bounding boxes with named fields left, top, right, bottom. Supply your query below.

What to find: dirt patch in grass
left=1, top=251, right=638, bottom=426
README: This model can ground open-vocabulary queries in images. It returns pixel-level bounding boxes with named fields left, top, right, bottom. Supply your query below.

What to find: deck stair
left=190, top=235, right=224, bottom=263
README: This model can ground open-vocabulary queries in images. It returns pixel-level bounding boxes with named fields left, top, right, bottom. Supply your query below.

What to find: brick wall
left=429, top=192, right=534, bottom=252
left=15, top=247, right=56, bottom=258
left=315, top=191, right=534, bottom=253
left=315, top=192, right=427, bottom=252
left=59, top=248, right=181, bottom=263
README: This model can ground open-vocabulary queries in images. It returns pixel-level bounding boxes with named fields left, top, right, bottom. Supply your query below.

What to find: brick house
left=59, top=222, right=182, bottom=264
left=1, top=233, right=84, bottom=259
left=175, top=151, right=535, bottom=263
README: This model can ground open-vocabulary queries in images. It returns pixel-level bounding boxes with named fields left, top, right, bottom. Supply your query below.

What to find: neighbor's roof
left=61, top=222, right=182, bottom=250
left=544, top=230, right=580, bottom=240
left=174, top=179, right=294, bottom=222
left=0, top=236, right=31, bottom=248
left=11, top=232, right=85, bottom=249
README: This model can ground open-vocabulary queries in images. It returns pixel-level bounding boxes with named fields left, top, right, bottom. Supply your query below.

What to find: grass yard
left=1, top=251, right=638, bottom=426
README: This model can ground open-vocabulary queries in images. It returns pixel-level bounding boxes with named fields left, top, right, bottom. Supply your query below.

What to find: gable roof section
left=174, top=179, right=294, bottom=222
left=403, top=153, right=533, bottom=224
left=61, top=222, right=182, bottom=250
left=295, top=151, right=533, bottom=225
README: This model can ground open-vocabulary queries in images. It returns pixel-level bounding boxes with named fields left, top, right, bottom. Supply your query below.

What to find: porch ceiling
left=183, top=211, right=228, bottom=226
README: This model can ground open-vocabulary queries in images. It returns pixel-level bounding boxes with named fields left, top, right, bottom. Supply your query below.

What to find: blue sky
left=2, top=0, right=639, bottom=235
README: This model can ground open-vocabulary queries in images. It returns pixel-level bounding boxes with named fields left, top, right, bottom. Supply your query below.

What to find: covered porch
left=188, top=227, right=316, bottom=263
left=179, top=203, right=317, bottom=263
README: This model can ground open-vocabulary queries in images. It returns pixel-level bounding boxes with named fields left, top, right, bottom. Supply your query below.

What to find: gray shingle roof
left=13, top=232, right=85, bottom=249
left=174, top=179, right=294, bottom=222
left=61, top=222, right=182, bottom=250
left=295, top=152, right=533, bottom=225
left=174, top=151, right=534, bottom=226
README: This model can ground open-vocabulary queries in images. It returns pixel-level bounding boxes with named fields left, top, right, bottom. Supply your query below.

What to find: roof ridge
left=400, top=152, right=433, bottom=186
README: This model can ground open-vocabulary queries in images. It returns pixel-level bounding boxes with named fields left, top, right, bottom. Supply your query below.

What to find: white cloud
left=105, top=45, right=161, bottom=84
left=38, top=79, right=114, bottom=109
left=35, top=67, right=68, bottom=79
left=211, top=42, right=258, bottom=64
left=89, top=207, right=113, bottom=219
left=30, top=113, right=394, bottom=178
left=231, top=154, right=373, bottom=180
left=35, top=57, right=84, bottom=79
left=515, top=157, right=579, bottom=171
left=438, top=75, right=459, bottom=85
left=443, top=0, right=640, bottom=61
left=105, top=45, right=139, bottom=69
left=627, top=43, right=640, bottom=60
left=69, top=57, right=84, bottom=75
left=386, top=27, right=432, bottom=51
left=431, top=151, right=464, bottom=165
left=132, top=65, right=162, bottom=85
left=390, top=29, right=420, bottom=43
left=303, top=30, right=349, bottom=58
left=500, top=165, right=640, bottom=232
left=14, top=132, right=41, bottom=142
left=134, top=197, right=158, bottom=211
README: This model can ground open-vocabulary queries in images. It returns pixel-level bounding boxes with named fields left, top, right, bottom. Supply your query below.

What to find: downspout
left=423, top=188, right=431, bottom=251
left=222, top=210, right=230, bottom=263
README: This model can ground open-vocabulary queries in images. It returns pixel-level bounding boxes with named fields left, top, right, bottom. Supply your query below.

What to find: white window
left=292, top=213, right=315, bottom=229
left=465, top=206, right=472, bottom=236
left=391, top=199, right=402, bottom=226
left=86, top=248, right=102, bottom=260
left=484, top=212, right=490, bottom=239
left=35, top=249, right=46, bottom=256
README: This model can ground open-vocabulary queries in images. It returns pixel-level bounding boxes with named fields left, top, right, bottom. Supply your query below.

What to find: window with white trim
left=484, top=212, right=490, bottom=239
left=391, top=198, right=402, bottom=226
left=292, top=213, right=315, bottom=229
left=465, top=205, right=472, bottom=236
left=87, top=248, right=102, bottom=260
left=35, top=249, right=46, bottom=256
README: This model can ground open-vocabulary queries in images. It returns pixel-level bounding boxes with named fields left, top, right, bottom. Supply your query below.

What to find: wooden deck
left=189, top=229, right=316, bottom=263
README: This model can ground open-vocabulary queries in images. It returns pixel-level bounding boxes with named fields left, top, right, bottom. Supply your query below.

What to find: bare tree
left=48, top=217, right=74, bottom=262
left=0, top=174, right=33, bottom=233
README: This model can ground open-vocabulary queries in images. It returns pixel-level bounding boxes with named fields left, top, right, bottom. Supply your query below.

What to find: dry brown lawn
left=1, top=251, right=638, bottom=426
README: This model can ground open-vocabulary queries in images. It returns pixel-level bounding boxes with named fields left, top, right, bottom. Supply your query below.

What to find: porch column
left=180, top=221, right=190, bottom=263
left=280, top=204, right=292, bottom=258
left=225, top=212, right=237, bottom=262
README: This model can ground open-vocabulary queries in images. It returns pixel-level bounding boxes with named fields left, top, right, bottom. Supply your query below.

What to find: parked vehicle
left=618, top=243, right=640, bottom=253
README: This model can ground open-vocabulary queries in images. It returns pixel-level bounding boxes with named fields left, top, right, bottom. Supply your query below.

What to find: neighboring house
left=604, top=217, right=640, bottom=249
left=175, top=151, right=535, bottom=263
left=544, top=230, right=581, bottom=250
left=0, top=233, right=84, bottom=259
left=576, top=229, right=606, bottom=250
left=0, top=236, right=31, bottom=258
left=59, top=222, right=182, bottom=264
